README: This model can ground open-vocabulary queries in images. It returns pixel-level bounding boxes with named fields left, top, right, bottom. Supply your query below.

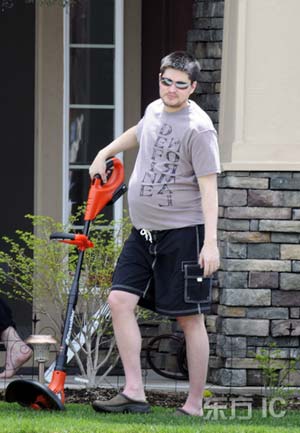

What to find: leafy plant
left=0, top=212, right=131, bottom=387
left=255, top=342, right=299, bottom=404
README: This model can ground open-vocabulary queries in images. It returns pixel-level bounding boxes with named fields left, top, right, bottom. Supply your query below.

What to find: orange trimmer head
left=5, top=377, right=65, bottom=410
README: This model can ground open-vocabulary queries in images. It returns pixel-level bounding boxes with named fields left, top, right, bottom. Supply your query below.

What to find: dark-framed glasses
left=160, top=76, right=191, bottom=90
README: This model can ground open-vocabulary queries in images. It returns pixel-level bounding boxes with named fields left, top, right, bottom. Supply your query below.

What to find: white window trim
left=114, top=0, right=124, bottom=223
left=62, top=0, right=124, bottom=225
left=62, top=5, right=70, bottom=224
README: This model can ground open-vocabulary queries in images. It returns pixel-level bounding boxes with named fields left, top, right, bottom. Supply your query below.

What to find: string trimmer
left=5, top=157, right=126, bottom=410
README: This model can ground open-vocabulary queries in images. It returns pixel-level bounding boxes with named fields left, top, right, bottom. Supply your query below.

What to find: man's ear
left=189, top=81, right=197, bottom=95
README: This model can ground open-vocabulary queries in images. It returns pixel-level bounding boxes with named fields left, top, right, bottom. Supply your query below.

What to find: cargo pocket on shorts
left=182, top=262, right=212, bottom=304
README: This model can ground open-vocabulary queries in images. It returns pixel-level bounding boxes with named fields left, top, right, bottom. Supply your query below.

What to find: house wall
left=215, top=172, right=300, bottom=386
left=188, top=0, right=300, bottom=386
left=187, top=0, right=224, bottom=131
left=35, top=4, right=64, bottom=221
left=219, top=0, right=300, bottom=170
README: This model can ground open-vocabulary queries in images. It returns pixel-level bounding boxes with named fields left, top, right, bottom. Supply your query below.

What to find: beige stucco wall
left=34, top=4, right=64, bottom=220
left=219, top=0, right=300, bottom=171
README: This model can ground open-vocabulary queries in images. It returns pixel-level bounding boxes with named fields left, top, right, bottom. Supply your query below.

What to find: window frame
left=62, top=0, right=124, bottom=225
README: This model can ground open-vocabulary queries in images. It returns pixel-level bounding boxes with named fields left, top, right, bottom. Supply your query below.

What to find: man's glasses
left=160, top=76, right=191, bottom=90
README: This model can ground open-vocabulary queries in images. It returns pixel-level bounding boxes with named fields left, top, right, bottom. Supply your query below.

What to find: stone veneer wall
left=208, top=172, right=300, bottom=386
left=187, top=0, right=224, bottom=131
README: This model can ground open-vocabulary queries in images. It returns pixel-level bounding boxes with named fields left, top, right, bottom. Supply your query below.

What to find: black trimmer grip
left=94, top=158, right=115, bottom=184
left=50, top=232, right=76, bottom=241
left=105, top=158, right=114, bottom=170
left=108, top=183, right=128, bottom=205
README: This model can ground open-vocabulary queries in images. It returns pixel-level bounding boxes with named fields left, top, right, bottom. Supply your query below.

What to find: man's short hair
left=160, top=51, right=201, bottom=82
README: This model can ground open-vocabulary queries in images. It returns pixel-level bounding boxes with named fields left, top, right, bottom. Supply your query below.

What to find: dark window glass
left=69, top=168, right=113, bottom=223
left=69, top=109, right=114, bottom=165
left=70, top=48, right=114, bottom=105
left=70, top=0, right=114, bottom=45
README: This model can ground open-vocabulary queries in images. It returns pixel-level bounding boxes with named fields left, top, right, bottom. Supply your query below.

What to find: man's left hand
left=199, top=241, right=220, bottom=277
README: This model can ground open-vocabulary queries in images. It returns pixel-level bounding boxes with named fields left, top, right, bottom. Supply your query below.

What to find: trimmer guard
left=5, top=379, right=65, bottom=410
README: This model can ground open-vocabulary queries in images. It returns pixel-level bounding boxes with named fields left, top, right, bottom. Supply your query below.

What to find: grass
left=1, top=402, right=300, bottom=433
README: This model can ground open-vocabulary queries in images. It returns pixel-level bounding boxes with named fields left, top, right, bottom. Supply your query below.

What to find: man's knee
left=176, top=314, right=205, bottom=331
left=108, top=290, right=138, bottom=313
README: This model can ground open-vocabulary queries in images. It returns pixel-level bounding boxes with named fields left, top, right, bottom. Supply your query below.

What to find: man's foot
left=0, top=327, right=33, bottom=379
left=174, top=407, right=204, bottom=417
left=92, top=392, right=150, bottom=414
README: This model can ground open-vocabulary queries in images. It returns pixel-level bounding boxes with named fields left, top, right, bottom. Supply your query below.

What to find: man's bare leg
left=0, top=326, right=33, bottom=379
left=176, top=314, right=209, bottom=416
left=108, top=291, right=146, bottom=401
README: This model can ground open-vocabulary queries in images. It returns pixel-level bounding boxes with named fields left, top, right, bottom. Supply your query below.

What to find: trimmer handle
left=50, top=233, right=75, bottom=241
left=50, top=232, right=94, bottom=251
left=94, top=158, right=114, bottom=184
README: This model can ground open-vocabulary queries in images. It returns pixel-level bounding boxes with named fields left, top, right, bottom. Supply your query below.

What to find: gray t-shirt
left=128, top=99, right=221, bottom=230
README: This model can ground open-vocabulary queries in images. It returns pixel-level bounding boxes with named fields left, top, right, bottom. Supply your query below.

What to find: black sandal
left=92, top=392, right=150, bottom=414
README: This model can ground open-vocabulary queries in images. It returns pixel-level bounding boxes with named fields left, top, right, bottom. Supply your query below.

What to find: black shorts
left=111, top=225, right=212, bottom=317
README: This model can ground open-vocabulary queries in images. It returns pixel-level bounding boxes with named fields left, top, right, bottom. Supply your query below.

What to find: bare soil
left=65, top=388, right=187, bottom=407
left=64, top=388, right=300, bottom=410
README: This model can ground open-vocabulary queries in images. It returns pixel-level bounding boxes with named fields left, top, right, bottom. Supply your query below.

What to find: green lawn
left=1, top=403, right=299, bottom=433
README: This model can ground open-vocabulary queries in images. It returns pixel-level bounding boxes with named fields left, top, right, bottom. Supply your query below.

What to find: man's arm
left=197, top=173, right=220, bottom=277
left=89, top=126, right=139, bottom=181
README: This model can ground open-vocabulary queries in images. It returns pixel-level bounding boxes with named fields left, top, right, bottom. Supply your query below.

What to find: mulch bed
left=64, top=388, right=300, bottom=411
left=65, top=388, right=187, bottom=407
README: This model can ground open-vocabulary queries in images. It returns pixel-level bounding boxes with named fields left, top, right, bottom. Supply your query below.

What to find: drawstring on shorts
left=140, top=228, right=153, bottom=243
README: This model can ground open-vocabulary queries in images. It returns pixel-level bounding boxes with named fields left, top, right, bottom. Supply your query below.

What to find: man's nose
left=168, top=83, right=177, bottom=90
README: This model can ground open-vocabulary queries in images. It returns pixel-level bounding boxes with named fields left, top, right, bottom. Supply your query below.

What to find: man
left=89, top=51, right=220, bottom=416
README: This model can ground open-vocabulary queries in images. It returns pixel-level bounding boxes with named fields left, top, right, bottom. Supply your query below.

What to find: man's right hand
left=89, top=125, right=138, bottom=182
left=89, top=152, right=108, bottom=183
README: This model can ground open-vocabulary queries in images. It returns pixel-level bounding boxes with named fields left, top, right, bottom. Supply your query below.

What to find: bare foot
left=179, top=406, right=203, bottom=416
left=181, top=400, right=204, bottom=416
left=0, top=327, right=33, bottom=379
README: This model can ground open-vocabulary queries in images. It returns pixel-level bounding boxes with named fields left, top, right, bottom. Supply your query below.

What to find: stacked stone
left=212, top=172, right=300, bottom=386
left=187, top=0, right=224, bottom=130
left=186, top=0, right=224, bottom=379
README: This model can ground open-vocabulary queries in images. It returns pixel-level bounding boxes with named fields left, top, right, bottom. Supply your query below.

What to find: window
left=63, top=0, right=124, bottom=225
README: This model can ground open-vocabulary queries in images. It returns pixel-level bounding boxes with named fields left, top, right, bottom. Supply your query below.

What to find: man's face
left=159, top=68, right=197, bottom=112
